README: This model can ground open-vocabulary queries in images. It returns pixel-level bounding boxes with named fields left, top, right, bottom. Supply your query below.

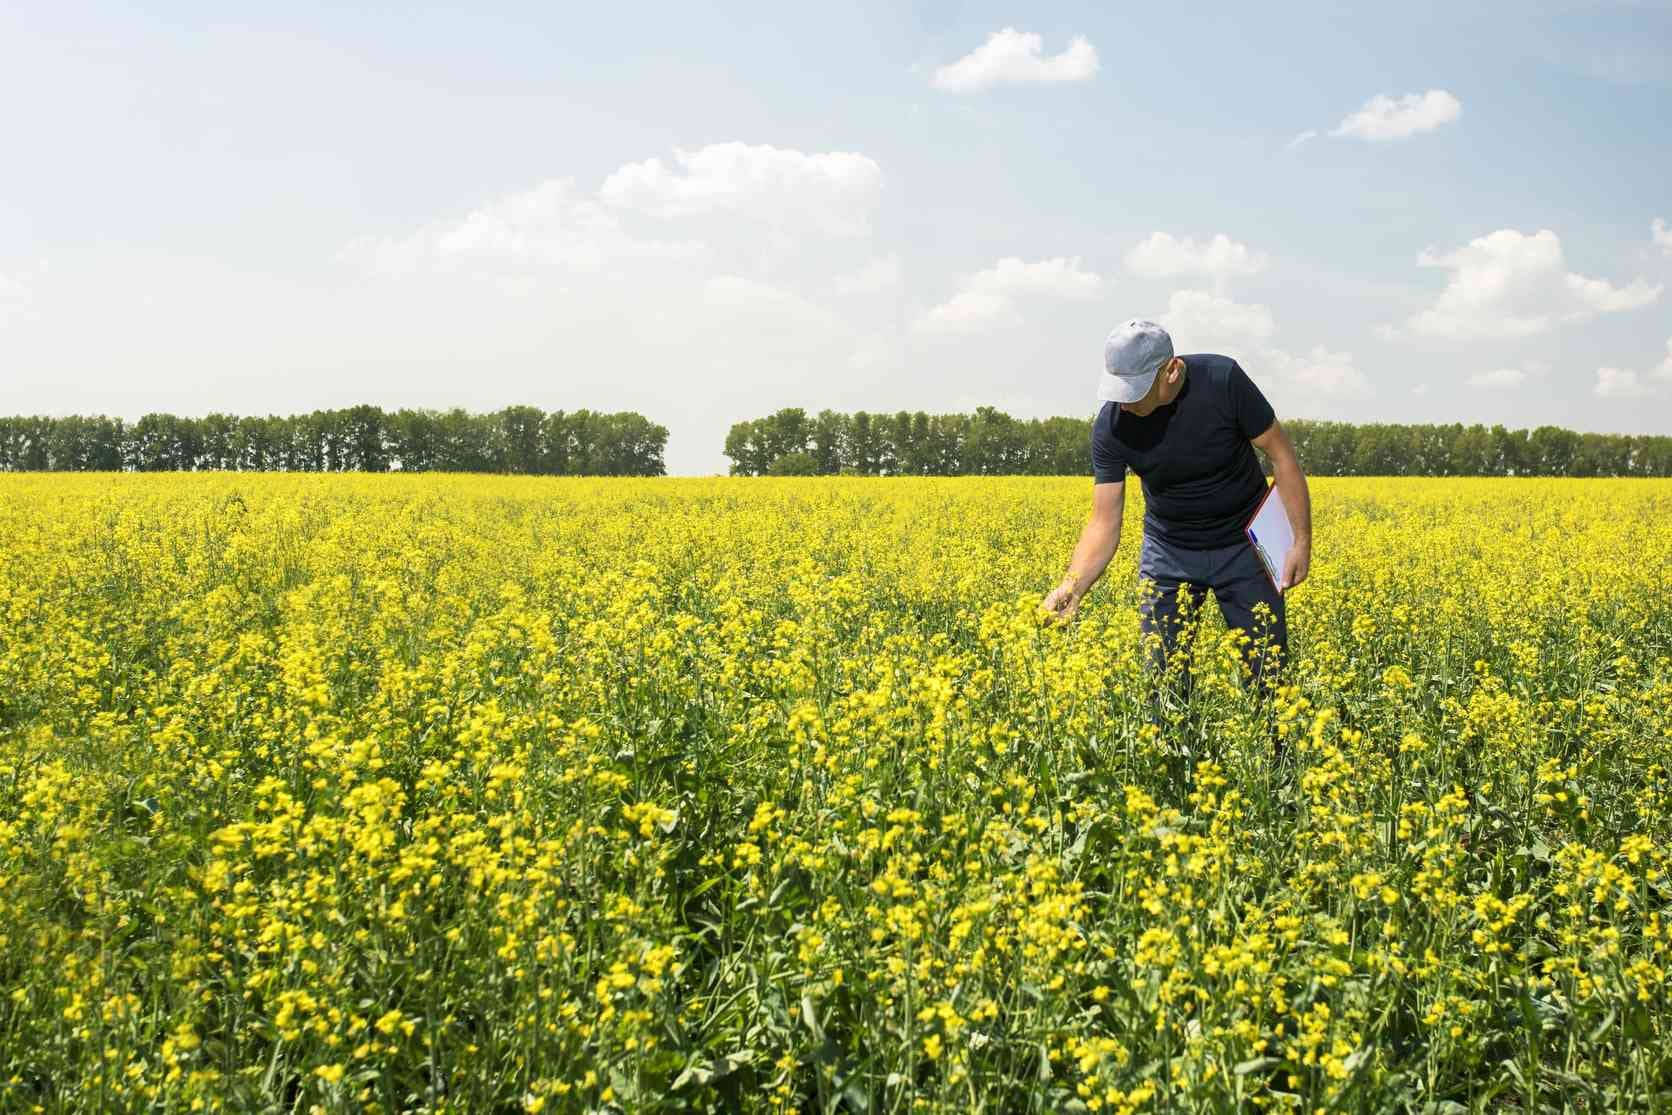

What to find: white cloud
left=599, top=142, right=883, bottom=237
left=1594, top=337, right=1672, bottom=399
left=1265, top=345, right=1373, bottom=398
left=1654, top=218, right=1672, bottom=256
left=1412, top=383, right=1430, bottom=397
left=1159, top=289, right=1371, bottom=399
left=1594, top=366, right=1655, bottom=399
left=972, top=256, right=1102, bottom=298
left=834, top=254, right=902, bottom=296
left=916, top=256, right=1102, bottom=334
left=1285, top=130, right=1318, bottom=151
left=1160, top=289, right=1276, bottom=348
left=1563, top=271, right=1662, bottom=313
left=1406, top=228, right=1661, bottom=339
left=1332, top=90, right=1462, bottom=141
left=918, top=290, right=1018, bottom=333
left=342, top=178, right=703, bottom=276
left=343, top=141, right=888, bottom=281
left=1465, top=367, right=1526, bottom=390
left=1125, top=232, right=1267, bottom=286
left=932, top=28, right=1098, bottom=93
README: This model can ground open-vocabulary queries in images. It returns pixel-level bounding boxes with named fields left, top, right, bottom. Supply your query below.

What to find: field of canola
left=1, top=473, right=1670, bottom=1115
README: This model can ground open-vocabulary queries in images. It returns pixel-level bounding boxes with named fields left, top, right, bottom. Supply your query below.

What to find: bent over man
left=1041, top=319, right=1312, bottom=695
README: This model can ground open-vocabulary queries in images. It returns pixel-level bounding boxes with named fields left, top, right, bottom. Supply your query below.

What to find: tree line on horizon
left=0, top=406, right=669, bottom=475
left=724, top=407, right=1672, bottom=478
left=3, top=403, right=1667, bottom=478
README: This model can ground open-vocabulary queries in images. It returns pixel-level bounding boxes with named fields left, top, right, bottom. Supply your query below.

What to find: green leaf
left=682, top=873, right=726, bottom=902
left=1625, top=1005, right=1654, bottom=1043
left=800, top=993, right=824, bottom=1040
left=715, top=1051, right=754, bottom=1077
left=1067, top=826, right=1089, bottom=857
left=1590, top=1009, right=1618, bottom=1043
left=671, top=1061, right=711, bottom=1090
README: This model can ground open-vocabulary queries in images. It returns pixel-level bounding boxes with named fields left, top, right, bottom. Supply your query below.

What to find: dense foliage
left=724, top=408, right=1672, bottom=478
left=724, top=407, right=1091, bottom=476
left=0, top=406, right=668, bottom=475
left=2, top=474, right=1669, bottom=1113
left=1283, top=420, right=1672, bottom=478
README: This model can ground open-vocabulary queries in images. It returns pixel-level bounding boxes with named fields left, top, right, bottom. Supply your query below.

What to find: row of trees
left=725, top=407, right=1094, bottom=477
left=0, top=406, right=669, bottom=475
left=1281, top=420, right=1672, bottom=478
left=5, top=403, right=1666, bottom=477
left=724, top=408, right=1672, bottom=477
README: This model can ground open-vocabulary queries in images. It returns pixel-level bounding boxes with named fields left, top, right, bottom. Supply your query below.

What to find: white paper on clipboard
left=1244, top=483, right=1294, bottom=592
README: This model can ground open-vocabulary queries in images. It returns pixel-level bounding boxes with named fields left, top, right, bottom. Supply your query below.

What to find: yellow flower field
left=1, top=473, right=1669, bottom=1113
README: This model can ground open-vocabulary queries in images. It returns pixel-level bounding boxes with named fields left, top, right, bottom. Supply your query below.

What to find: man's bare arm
left=1250, top=420, right=1312, bottom=590
left=1041, top=480, right=1125, bottom=619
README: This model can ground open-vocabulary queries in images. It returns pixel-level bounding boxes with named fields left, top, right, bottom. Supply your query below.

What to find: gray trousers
left=1137, top=529, right=1288, bottom=694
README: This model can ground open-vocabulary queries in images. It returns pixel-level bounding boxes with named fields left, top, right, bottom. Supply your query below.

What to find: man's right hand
left=1040, top=579, right=1081, bottom=623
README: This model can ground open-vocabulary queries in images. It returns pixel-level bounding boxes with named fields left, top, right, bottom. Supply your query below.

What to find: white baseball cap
left=1098, top=319, right=1174, bottom=404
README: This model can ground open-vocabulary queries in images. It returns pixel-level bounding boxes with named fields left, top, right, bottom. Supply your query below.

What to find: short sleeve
left=1090, top=406, right=1126, bottom=483
left=1228, top=360, right=1276, bottom=439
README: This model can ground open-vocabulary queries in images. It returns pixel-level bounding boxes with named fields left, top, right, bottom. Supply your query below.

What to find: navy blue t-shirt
left=1091, top=353, right=1276, bottom=550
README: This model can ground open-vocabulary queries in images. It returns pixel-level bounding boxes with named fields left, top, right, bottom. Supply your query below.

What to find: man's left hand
left=1280, top=543, right=1311, bottom=592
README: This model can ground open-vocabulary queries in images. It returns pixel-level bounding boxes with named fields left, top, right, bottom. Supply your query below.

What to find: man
left=1041, top=319, right=1312, bottom=695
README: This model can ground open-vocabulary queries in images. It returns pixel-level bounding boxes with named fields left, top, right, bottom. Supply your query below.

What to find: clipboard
left=1244, top=482, right=1294, bottom=593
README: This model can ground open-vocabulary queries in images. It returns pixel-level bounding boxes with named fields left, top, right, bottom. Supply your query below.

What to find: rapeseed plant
left=0, top=474, right=1667, bottom=1112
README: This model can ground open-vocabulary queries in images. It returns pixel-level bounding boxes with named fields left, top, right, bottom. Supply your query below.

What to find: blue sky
left=2, top=0, right=1669, bottom=473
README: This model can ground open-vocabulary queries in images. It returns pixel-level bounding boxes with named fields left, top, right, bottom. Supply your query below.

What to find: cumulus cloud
left=1332, top=90, right=1462, bottom=141
left=1405, top=228, right=1661, bottom=340
left=344, top=142, right=886, bottom=278
left=1594, top=366, right=1655, bottom=399
left=1160, top=289, right=1277, bottom=348
left=1653, top=217, right=1672, bottom=256
left=919, top=289, right=1016, bottom=333
left=834, top=254, right=902, bottom=296
left=343, top=178, right=703, bottom=277
left=1594, top=337, right=1672, bottom=400
left=1266, top=346, right=1371, bottom=398
left=1159, top=289, right=1371, bottom=399
left=932, top=28, right=1098, bottom=93
left=1125, top=232, right=1267, bottom=289
left=916, top=256, right=1102, bottom=334
left=599, top=142, right=883, bottom=237
left=1465, top=367, right=1526, bottom=390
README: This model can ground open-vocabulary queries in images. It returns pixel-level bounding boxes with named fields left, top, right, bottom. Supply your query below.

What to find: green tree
left=811, top=410, right=847, bottom=475
left=766, top=451, right=819, bottom=475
